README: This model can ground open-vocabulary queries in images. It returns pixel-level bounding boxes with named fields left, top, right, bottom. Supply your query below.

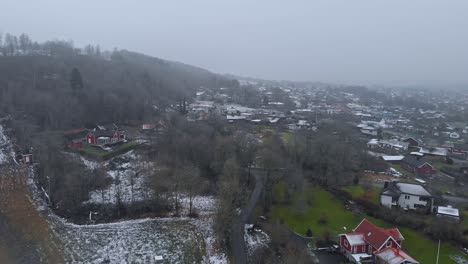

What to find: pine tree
left=70, top=67, right=83, bottom=91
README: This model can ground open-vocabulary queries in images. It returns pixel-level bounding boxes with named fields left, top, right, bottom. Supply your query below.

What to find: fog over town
left=1, top=1, right=468, bottom=264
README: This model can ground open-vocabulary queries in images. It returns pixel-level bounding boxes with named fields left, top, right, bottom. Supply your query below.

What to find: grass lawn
left=464, top=210, right=468, bottom=229
left=342, top=185, right=381, bottom=205
left=82, top=145, right=108, bottom=159
left=270, top=184, right=467, bottom=263
left=80, top=141, right=139, bottom=160
left=281, top=132, right=294, bottom=145
left=433, top=161, right=459, bottom=170
left=391, top=164, right=415, bottom=178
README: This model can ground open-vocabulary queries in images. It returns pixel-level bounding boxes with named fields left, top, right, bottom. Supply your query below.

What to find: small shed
left=436, top=206, right=460, bottom=222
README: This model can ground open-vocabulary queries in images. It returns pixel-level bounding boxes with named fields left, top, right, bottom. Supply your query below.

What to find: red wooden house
left=86, top=129, right=123, bottom=146
left=401, top=155, right=436, bottom=176
left=339, top=219, right=419, bottom=264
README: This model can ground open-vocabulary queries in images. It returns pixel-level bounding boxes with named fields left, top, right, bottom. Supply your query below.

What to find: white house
left=381, top=182, right=433, bottom=211
left=360, top=126, right=378, bottom=136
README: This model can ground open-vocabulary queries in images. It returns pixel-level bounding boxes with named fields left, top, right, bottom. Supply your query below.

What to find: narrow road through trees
left=231, top=169, right=264, bottom=264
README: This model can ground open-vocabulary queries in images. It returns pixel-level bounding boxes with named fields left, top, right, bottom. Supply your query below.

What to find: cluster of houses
left=66, top=124, right=126, bottom=149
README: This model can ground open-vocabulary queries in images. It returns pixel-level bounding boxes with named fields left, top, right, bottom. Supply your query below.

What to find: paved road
left=443, top=195, right=468, bottom=206
left=231, top=169, right=264, bottom=264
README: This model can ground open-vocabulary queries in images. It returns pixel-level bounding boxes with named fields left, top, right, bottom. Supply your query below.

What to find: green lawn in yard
left=270, top=184, right=468, bottom=263
left=433, top=161, right=459, bottom=170
left=82, top=145, right=107, bottom=158
left=271, top=186, right=365, bottom=237
left=342, top=185, right=381, bottom=205
left=464, top=210, right=468, bottom=229
left=391, top=164, right=415, bottom=178
left=281, top=132, right=294, bottom=145
left=79, top=141, right=139, bottom=160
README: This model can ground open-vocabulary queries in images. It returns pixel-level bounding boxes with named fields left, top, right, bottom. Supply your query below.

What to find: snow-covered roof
left=350, top=253, right=373, bottom=263
left=226, top=115, right=246, bottom=120
left=343, top=233, right=366, bottom=245
left=418, top=147, right=448, bottom=156
left=437, top=206, right=459, bottom=217
left=375, top=247, right=419, bottom=264
left=410, top=152, right=424, bottom=157
left=382, top=156, right=404, bottom=161
left=396, top=183, right=431, bottom=197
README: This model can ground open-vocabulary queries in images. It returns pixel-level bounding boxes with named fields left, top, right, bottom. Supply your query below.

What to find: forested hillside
left=0, top=35, right=237, bottom=130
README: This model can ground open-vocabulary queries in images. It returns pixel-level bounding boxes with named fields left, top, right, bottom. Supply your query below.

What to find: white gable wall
left=398, top=194, right=427, bottom=210
left=380, top=195, right=393, bottom=208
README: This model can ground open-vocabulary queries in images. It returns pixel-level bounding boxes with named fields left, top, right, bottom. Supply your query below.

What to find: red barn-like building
left=339, top=219, right=419, bottom=264
left=401, top=155, right=436, bottom=176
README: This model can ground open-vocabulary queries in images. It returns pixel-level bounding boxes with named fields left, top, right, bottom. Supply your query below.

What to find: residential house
left=378, top=139, right=409, bottom=151
left=402, top=137, right=422, bottom=148
left=380, top=182, right=433, bottom=211
left=381, top=155, right=404, bottom=164
left=87, top=124, right=125, bottom=146
left=400, top=155, right=437, bottom=176
left=418, top=147, right=448, bottom=160
left=64, top=128, right=88, bottom=149
left=452, top=143, right=468, bottom=155
left=360, top=126, right=379, bottom=137
left=339, top=219, right=418, bottom=264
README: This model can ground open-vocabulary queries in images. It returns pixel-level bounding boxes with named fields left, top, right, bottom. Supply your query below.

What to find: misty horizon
left=2, top=0, right=468, bottom=87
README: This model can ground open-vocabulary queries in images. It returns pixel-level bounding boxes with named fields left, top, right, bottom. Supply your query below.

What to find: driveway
left=313, top=250, right=348, bottom=264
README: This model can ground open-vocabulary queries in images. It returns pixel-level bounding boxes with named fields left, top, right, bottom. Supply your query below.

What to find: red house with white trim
left=339, top=219, right=419, bottom=264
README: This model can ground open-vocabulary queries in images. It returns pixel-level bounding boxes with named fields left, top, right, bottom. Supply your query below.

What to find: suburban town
left=1, top=2, right=468, bottom=264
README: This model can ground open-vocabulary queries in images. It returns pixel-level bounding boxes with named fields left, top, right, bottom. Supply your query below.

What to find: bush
left=306, top=228, right=313, bottom=237
left=395, top=214, right=425, bottom=230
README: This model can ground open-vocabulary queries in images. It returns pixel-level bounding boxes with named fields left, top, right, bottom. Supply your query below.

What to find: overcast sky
left=1, top=0, right=468, bottom=86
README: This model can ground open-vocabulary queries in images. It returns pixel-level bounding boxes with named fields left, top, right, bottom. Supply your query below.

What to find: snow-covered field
left=50, top=216, right=205, bottom=264
left=27, top=151, right=228, bottom=263
left=84, top=151, right=153, bottom=204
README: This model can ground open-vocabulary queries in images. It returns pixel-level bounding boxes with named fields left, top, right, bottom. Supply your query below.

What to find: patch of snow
left=80, top=156, right=100, bottom=170
left=85, top=151, right=153, bottom=205
left=244, top=225, right=270, bottom=255
left=450, top=255, right=468, bottom=264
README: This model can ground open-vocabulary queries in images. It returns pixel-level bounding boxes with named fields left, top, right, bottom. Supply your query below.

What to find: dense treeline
left=0, top=33, right=237, bottom=130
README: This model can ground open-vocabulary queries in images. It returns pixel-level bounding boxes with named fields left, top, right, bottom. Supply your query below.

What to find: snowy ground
left=0, top=124, right=14, bottom=165
left=84, top=151, right=153, bottom=205
left=50, top=216, right=205, bottom=264
left=244, top=224, right=270, bottom=256
left=27, top=151, right=229, bottom=263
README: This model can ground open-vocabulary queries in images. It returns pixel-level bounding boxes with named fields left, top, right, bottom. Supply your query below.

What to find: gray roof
left=401, top=155, right=431, bottom=168
left=396, top=183, right=432, bottom=197
left=382, top=182, right=432, bottom=197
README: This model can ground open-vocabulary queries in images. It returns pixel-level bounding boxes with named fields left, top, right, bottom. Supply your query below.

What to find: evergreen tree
left=70, top=67, right=84, bottom=91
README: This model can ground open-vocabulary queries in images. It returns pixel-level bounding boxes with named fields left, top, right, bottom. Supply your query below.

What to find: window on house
left=344, top=240, right=348, bottom=247
left=362, top=245, right=366, bottom=252
left=405, top=195, right=410, bottom=200
left=386, top=240, right=392, bottom=247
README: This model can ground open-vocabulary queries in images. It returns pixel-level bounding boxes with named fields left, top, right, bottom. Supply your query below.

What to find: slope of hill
left=0, top=50, right=237, bottom=130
